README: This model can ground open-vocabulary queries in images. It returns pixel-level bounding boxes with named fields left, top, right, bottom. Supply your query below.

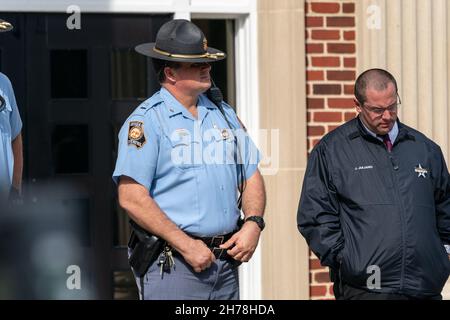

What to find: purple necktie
left=379, top=134, right=393, bottom=152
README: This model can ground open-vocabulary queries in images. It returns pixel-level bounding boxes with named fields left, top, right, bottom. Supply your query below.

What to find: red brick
left=343, top=3, right=355, bottom=13
left=311, top=285, right=328, bottom=297
left=314, top=112, right=342, bottom=122
left=315, top=272, right=331, bottom=283
left=310, top=258, right=324, bottom=270
left=306, top=84, right=310, bottom=95
left=328, top=98, right=355, bottom=109
left=327, top=17, right=355, bottom=27
left=306, top=17, right=323, bottom=28
left=308, top=125, right=325, bottom=136
left=307, top=71, right=324, bottom=81
left=328, top=43, right=355, bottom=54
left=344, top=84, right=354, bottom=95
left=345, top=111, right=357, bottom=121
left=307, top=98, right=325, bottom=109
left=344, top=30, right=355, bottom=41
left=327, top=70, right=356, bottom=81
left=328, top=125, right=340, bottom=132
left=329, top=284, right=336, bottom=296
left=308, top=139, right=321, bottom=153
left=311, top=56, right=340, bottom=67
left=307, top=111, right=312, bottom=122
left=344, top=57, right=356, bottom=68
left=306, top=43, right=324, bottom=54
left=311, top=30, right=340, bottom=40
left=311, top=2, right=340, bottom=14
left=312, top=139, right=321, bottom=147
left=313, top=84, right=341, bottom=95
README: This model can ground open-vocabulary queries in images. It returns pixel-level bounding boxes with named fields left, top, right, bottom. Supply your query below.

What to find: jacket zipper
left=387, top=151, right=406, bottom=292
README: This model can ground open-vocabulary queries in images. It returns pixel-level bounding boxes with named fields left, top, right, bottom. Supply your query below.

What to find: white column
left=432, top=0, right=448, bottom=152
left=235, top=9, right=262, bottom=300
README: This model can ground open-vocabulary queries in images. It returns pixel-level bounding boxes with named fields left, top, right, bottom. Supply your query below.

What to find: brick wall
left=305, top=0, right=357, bottom=300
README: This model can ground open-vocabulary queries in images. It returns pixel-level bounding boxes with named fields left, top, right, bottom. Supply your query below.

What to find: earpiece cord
left=207, top=80, right=246, bottom=211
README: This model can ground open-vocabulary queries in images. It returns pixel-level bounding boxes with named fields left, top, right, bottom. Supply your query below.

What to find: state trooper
left=0, top=19, right=23, bottom=204
left=113, top=19, right=266, bottom=300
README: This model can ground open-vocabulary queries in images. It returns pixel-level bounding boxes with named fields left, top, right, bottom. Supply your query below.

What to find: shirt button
left=220, top=185, right=224, bottom=190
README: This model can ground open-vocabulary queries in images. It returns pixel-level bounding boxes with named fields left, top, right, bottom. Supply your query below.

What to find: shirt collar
left=360, top=119, right=399, bottom=143
left=160, top=87, right=196, bottom=121
left=160, top=87, right=218, bottom=124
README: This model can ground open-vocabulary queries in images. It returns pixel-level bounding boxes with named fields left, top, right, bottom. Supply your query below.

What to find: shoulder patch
left=128, top=121, right=146, bottom=148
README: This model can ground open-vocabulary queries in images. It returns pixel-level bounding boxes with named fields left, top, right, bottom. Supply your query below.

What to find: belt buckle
left=212, top=247, right=224, bottom=259
left=210, top=236, right=224, bottom=248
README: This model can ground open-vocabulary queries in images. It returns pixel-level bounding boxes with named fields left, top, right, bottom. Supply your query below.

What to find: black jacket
left=297, top=117, right=450, bottom=297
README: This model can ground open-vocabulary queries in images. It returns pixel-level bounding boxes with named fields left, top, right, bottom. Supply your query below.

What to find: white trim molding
left=234, top=9, right=262, bottom=301
left=0, top=0, right=254, bottom=14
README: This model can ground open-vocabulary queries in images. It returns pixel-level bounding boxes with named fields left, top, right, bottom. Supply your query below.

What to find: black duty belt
left=192, top=232, right=235, bottom=260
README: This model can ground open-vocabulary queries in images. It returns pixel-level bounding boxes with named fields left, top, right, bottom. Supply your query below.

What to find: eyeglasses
left=363, top=94, right=402, bottom=116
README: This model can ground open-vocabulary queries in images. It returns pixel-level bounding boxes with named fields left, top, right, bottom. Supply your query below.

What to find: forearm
left=241, top=169, right=266, bottom=218
left=11, top=133, right=23, bottom=191
left=118, top=177, right=194, bottom=254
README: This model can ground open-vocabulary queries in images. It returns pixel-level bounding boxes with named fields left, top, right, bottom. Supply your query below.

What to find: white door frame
left=1, top=0, right=262, bottom=300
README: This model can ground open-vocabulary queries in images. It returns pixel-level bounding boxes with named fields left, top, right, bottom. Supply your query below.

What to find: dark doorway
left=0, top=14, right=234, bottom=299
left=0, top=12, right=171, bottom=299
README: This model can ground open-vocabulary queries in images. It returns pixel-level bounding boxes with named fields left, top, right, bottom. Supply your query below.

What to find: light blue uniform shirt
left=0, top=72, right=22, bottom=198
left=113, top=87, right=260, bottom=237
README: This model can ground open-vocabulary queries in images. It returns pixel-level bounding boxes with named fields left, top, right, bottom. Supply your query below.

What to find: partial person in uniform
left=113, top=19, right=266, bottom=300
left=0, top=19, right=23, bottom=203
left=297, top=69, right=450, bottom=300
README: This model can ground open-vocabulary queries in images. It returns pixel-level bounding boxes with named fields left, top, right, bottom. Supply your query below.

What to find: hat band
left=153, top=47, right=225, bottom=60
left=0, top=21, right=12, bottom=30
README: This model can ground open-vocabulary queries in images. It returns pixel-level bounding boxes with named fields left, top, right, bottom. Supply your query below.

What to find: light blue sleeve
left=112, top=112, right=160, bottom=190
left=223, top=103, right=260, bottom=180
left=4, top=75, right=22, bottom=139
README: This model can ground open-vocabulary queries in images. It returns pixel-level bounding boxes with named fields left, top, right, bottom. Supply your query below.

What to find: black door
left=0, top=12, right=170, bottom=299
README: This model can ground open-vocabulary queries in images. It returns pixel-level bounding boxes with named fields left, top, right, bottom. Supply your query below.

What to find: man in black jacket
left=297, top=68, right=450, bottom=300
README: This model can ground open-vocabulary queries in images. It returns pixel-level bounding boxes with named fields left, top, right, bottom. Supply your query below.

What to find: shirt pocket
left=168, top=136, right=203, bottom=171
left=203, top=128, right=236, bottom=166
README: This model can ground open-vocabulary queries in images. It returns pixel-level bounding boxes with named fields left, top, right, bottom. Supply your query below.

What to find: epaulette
left=134, top=92, right=164, bottom=116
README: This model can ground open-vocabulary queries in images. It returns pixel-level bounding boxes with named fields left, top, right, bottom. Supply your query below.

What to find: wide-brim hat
left=0, top=19, right=13, bottom=32
left=135, top=19, right=226, bottom=63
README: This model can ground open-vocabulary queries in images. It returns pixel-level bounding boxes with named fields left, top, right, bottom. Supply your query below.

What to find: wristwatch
left=244, top=216, right=265, bottom=231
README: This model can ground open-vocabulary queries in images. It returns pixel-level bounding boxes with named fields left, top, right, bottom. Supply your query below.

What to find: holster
left=128, top=220, right=165, bottom=277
